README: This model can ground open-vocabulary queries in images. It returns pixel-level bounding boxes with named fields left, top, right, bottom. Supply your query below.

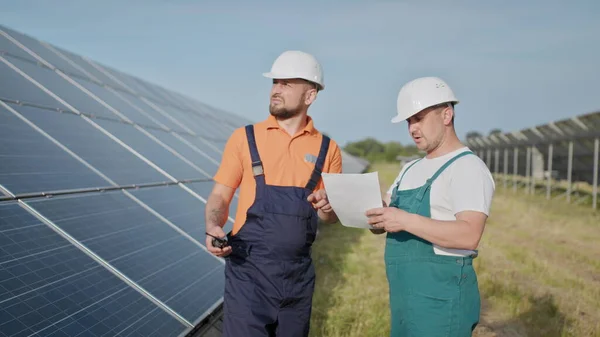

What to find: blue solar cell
left=186, top=109, right=234, bottom=137
left=210, top=140, right=226, bottom=152
left=130, top=79, right=184, bottom=111
left=157, top=105, right=223, bottom=140
left=0, top=103, right=107, bottom=195
left=128, top=185, right=208, bottom=243
left=26, top=191, right=225, bottom=323
left=71, top=78, right=166, bottom=130
left=179, top=134, right=225, bottom=161
left=10, top=103, right=168, bottom=186
left=2, top=55, right=116, bottom=119
left=0, top=202, right=187, bottom=337
left=144, top=128, right=219, bottom=177
left=102, top=90, right=190, bottom=134
left=96, top=67, right=169, bottom=106
left=41, top=46, right=131, bottom=93
left=1, top=32, right=38, bottom=63
left=93, top=118, right=209, bottom=180
left=0, top=26, right=91, bottom=80
left=0, top=58, right=68, bottom=109
left=182, top=182, right=236, bottom=234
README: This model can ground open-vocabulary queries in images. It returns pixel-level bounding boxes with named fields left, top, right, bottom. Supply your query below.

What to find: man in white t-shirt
left=365, top=76, right=495, bottom=337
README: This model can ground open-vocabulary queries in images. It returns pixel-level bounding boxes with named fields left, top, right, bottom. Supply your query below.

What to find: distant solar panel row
left=0, top=24, right=244, bottom=337
left=466, top=110, right=600, bottom=209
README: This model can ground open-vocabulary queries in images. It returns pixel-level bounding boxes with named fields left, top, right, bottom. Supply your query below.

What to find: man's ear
left=443, top=106, right=454, bottom=125
left=305, top=89, right=317, bottom=105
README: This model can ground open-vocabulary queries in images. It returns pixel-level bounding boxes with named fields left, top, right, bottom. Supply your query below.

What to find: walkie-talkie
left=206, top=232, right=228, bottom=249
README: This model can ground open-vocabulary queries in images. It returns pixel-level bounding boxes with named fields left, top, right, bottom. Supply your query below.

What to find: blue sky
left=1, top=0, right=599, bottom=147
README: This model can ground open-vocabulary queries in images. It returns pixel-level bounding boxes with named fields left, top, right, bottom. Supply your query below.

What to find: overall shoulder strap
left=305, top=134, right=331, bottom=191
left=245, top=125, right=264, bottom=179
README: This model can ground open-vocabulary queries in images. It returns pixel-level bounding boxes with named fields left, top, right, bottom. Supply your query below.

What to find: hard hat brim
left=390, top=100, right=459, bottom=124
left=263, top=72, right=294, bottom=79
left=262, top=72, right=325, bottom=90
left=390, top=115, right=406, bottom=124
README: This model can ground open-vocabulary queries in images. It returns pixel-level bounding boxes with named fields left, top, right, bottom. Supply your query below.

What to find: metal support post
left=546, top=144, right=553, bottom=200
left=567, top=141, right=573, bottom=203
left=525, top=147, right=531, bottom=194
left=503, top=148, right=508, bottom=189
left=593, top=138, right=599, bottom=210
left=494, top=149, right=500, bottom=174
left=513, top=147, right=519, bottom=193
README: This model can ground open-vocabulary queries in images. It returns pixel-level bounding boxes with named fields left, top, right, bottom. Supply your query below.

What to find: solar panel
left=128, top=185, right=211, bottom=244
left=0, top=104, right=108, bottom=195
left=0, top=58, right=69, bottom=109
left=0, top=23, right=369, bottom=337
left=25, top=192, right=224, bottom=324
left=0, top=202, right=187, bottom=337
left=5, top=103, right=169, bottom=187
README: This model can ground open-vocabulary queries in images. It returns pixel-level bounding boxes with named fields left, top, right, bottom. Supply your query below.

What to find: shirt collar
left=266, top=115, right=316, bottom=135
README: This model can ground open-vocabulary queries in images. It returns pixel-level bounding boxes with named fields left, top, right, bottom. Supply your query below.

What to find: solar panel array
left=0, top=24, right=368, bottom=337
left=465, top=110, right=600, bottom=209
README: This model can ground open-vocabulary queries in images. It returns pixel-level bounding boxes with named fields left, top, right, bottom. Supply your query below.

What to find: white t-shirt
left=386, top=147, right=495, bottom=257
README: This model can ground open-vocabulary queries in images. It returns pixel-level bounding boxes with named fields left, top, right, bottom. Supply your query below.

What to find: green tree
left=344, top=138, right=385, bottom=159
left=466, top=131, right=483, bottom=139
left=344, top=138, right=421, bottom=163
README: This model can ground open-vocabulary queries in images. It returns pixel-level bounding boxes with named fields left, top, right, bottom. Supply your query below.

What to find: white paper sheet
left=321, top=172, right=383, bottom=229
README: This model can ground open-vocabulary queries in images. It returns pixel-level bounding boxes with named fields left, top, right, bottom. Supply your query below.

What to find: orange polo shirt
left=213, top=115, right=343, bottom=235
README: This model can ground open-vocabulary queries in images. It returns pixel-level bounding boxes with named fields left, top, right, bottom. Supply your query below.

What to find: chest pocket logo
left=304, top=153, right=317, bottom=164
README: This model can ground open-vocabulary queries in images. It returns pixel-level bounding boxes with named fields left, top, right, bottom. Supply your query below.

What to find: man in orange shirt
left=204, top=50, right=343, bottom=337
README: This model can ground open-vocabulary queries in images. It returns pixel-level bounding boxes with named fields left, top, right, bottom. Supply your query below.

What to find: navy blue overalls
left=222, top=124, right=330, bottom=337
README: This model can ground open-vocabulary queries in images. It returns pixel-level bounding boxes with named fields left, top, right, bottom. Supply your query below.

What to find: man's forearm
left=404, top=214, right=482, bottom=250
left=205, top=194, right=229, bottom=230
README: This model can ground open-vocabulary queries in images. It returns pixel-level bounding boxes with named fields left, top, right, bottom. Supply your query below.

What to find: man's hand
left=307, top=189, right=333, bottom=213
left=205, top=226, right=232, bottom=257
left=204, top=182, right=235, bottom=257
left=369, top=199, right=388, bottom=235
left=307, top=189, right=338, bottom=224
left=365, top=206, right=412, bottom=233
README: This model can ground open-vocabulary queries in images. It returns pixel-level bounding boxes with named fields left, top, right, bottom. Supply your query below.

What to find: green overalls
left=386, top=151, right=481, bottom=337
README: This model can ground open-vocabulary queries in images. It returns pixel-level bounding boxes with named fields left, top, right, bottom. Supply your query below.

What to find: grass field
left=309, top=162, right=600, bottom=337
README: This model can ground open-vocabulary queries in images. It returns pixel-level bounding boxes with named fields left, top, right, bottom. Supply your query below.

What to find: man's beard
left=269, top=104, right=301, bottom=119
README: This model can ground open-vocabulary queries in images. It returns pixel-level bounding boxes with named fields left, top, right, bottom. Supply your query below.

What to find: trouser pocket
left=407, top=290, right=454, bottom=337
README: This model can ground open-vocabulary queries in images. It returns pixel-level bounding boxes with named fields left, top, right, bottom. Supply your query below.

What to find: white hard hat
left=391, top=76, right=459, bottom=123
left=263, top=50, right=325, bottom=91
